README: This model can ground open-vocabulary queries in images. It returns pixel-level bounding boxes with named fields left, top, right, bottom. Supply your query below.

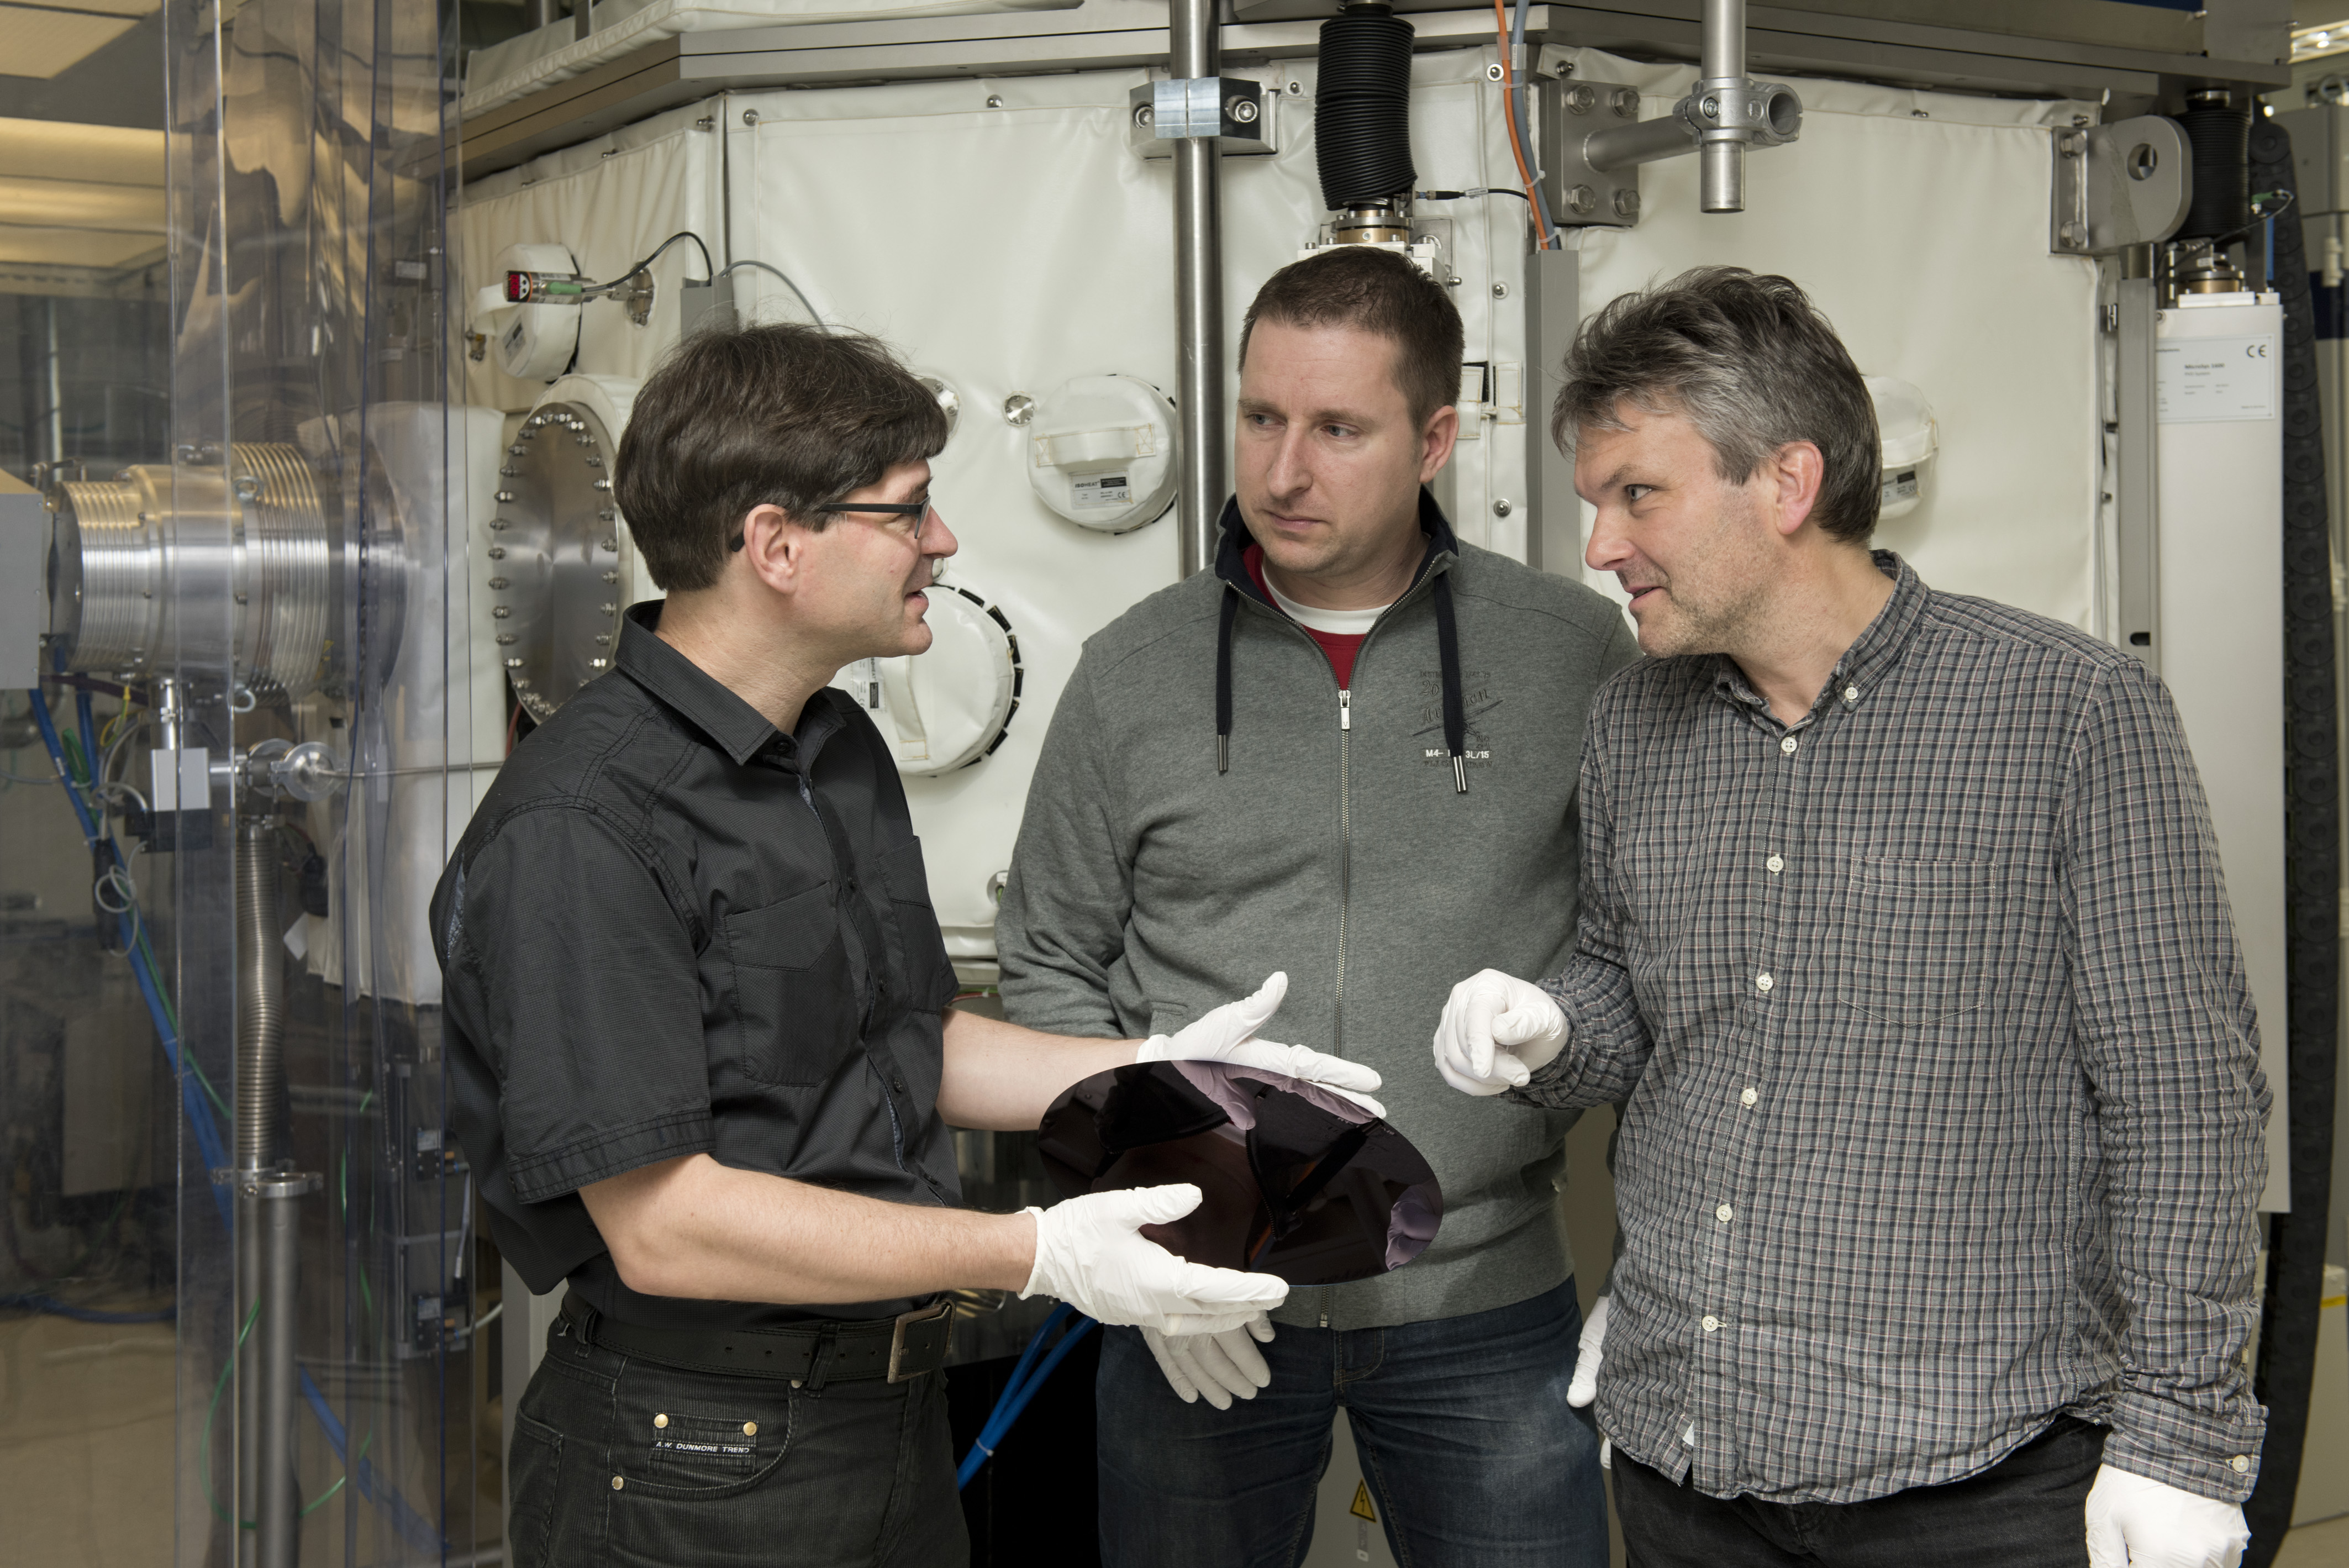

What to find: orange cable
left=1494, top=0, right=1549, bottom=250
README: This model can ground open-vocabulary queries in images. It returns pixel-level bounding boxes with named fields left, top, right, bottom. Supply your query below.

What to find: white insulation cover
left=459, top=100, right=725, bottom=411
left=721, top=50, right=1531, bottom=954
left=1563, top=50, right=2104, bottom=629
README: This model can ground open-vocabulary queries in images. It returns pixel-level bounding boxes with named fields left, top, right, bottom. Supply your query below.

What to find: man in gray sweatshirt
left=997, top=246, right=1639, bottom=1567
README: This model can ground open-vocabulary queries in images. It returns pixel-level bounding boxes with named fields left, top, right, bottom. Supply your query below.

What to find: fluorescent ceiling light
left=0, top=173, right=161, bottom=230
left=0, top=117, right=161, bottom=185
left=0, top=224, right=161, bottom=269
left=0, top=6, right=140, bottom=78
left=2292, top=17, right=2349, bottom=59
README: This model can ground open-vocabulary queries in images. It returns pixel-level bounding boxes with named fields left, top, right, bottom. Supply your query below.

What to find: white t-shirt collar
left=1261, top=570, right=1389, bottom=636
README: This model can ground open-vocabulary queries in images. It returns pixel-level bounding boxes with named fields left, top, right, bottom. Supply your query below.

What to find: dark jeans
left=1097, top=1280, right=1609, bottom=1568
left=1612, top=1416, right=2106, bottom=1568
left=507, top=1314, right=966, bottom=1568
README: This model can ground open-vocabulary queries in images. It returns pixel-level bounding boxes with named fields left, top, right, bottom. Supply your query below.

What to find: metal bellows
left=48, top=443, right=338, bottom=699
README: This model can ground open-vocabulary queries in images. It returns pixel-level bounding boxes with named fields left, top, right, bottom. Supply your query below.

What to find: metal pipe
left=235, top=817, right=281, bottom=1172
left=1171, top=0, right=1224, bottom=578
left=1699, top=0, right=1747, bottom=212
left=1585, top=111, right=1701, bottom=172
left=525, top=0, right=562, bottom=29
left=43, top=298, right=64, bottom=468
left=256, top=1185, right=302, bottom=1568
left=1702, top=0, right=1745, bottom=82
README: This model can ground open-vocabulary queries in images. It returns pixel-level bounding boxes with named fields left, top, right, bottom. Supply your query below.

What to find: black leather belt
left=559, top=1292, right=952, bottom=1385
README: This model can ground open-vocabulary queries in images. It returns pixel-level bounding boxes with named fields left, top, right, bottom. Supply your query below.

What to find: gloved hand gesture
left=1137, top=972, right=1386, bottom=1118
left=1021, top=1184, right=1287, bottom=1335
left=1567, top=1293, right=1609, bottom=1408
left=1142, top=1312, right=1276, bottom=1409
left=1431, top=969, right=1568, bottom=1096
left=2084, top=1465, right=2249, bottom=1568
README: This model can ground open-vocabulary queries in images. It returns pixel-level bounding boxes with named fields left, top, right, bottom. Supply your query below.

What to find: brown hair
left=615, top=323, right=949, bottom=592
left=1239, top=246, right=1464, bottom=427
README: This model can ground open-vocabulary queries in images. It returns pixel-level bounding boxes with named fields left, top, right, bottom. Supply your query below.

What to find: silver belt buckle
left=887, top=1299, right=953, bottom=1383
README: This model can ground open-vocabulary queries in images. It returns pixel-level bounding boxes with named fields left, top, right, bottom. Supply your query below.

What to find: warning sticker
left=1072, top=473, right=1132, bottom=508
left=2157, top=334, right=2277, bottom=423
left=1349, top=1481, right=1378, bottom=1522
left=1880, top=470, right=1918, bottom=508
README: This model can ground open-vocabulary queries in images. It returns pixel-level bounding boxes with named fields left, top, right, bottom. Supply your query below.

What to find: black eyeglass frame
left=727, top=498, right=933, bottom=552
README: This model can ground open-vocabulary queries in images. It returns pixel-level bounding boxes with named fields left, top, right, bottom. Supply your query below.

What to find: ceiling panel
left=0, top=7, right=139, bottom=78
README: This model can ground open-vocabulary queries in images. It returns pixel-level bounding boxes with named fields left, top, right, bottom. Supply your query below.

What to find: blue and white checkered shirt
left=1518, top=554, right=2269, bottom=1505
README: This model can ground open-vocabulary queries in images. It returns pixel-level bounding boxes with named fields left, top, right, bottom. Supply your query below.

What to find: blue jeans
left=1097, top=1280, right=1608, bottom=1568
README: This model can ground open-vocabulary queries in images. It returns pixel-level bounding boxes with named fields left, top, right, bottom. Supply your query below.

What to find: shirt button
left=1755, top=972, right=1774, bottom=993
left=611, top=1475, right=626, bottom=1491
left=654, top=1413, right=668, bottom=1429
left=1715, top=1204, right=1734, bottom=1223
left=1765, top=854, right=1784, bottom=874
left=1740, top=1087, right=1758, bottom=1107
left=1701, top=1315, right=1721, bottom=1333
left=1779, top=736, right=1798, bottom=755
left=2231, top=1455, right=2252, bottom=1474
left=1844, top=686, right=1859, bottom=703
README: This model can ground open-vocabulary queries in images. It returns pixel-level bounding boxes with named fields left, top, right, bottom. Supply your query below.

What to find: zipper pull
left=1339, top=690, right=1352, bottom=731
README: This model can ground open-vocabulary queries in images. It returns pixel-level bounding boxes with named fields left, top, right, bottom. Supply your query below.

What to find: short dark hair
left=1553, top=267, right=1881, bottom=544
left=1239, top=246, right=1463, bottom=428
left=615, top=323, right=949, bottom=592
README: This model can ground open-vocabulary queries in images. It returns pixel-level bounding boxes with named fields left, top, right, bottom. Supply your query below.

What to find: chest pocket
left=722, top=883, right=857, bottom=1086
left=1832, top=857, right=2003, bottom=1028
left=878, top=837, right=956, bottom=1012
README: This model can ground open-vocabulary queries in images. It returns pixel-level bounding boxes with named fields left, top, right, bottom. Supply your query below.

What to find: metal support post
left=1698, top=0, right=1747, bottom=212
left=229, top=811, right=318, bottom=1568
left=1523, top=249, right=1581, bottom=576
left=1171, top=0, right=1225, bottom=577
left=2113, top=275, right=2160, bottom=667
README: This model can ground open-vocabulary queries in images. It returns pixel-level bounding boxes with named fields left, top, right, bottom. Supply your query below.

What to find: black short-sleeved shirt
left=430, top=604, right=961, bottom=1330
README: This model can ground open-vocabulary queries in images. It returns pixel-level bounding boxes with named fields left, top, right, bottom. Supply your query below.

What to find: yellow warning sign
left=1349, top=1481, right=1378, bottom=1523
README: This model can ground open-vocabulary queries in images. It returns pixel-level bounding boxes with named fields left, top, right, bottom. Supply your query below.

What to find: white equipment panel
left=2157, top=294, right=2290, bottom=1211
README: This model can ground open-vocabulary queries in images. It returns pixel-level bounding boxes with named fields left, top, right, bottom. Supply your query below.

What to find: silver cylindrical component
left=1701, top=138, right=1745, bottom=212
left=1585, top=111, right=1702, bottom=172
left=1172, top=0, right=1224, bottom=579
left=255, top=1185, right=302, bottom=1568
left=235, top=816, right=281, bottom=1172
left=1702, top=0, right=1745, bottom=84
left=47, top=443, right=337, bottom=698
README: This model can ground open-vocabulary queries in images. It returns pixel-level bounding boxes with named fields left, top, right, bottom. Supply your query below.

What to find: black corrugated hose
left=2243, top=113, right=2340, bottom=1567
left=1315, top=4, right=1418, bottom=211
left=2182, top=98, right=2252, bottom=240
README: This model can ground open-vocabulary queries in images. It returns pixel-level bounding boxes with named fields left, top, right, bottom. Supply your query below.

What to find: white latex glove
left=1431, top=969, right=1568, bottom=1096
left=1022, top=1183, right=1288, bottom=1335
left=2084, top=1465, right=2250, bottom=1568
left=1567, top=1293, right=1609, bottom=1408
left=1142, top=1312, right=1276, bottom=1410
left=1136, top=972, right=1386, bottom=1119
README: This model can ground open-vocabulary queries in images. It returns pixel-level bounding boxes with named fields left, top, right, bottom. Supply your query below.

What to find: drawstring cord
left=1431, top=573, right=1470, bottom=793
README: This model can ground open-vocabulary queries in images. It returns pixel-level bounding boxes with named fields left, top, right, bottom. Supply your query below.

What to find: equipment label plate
left=2157, top=334, right=2277, bottom=423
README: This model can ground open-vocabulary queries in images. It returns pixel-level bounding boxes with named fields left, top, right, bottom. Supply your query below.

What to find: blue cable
left=1510, top=0, right=1560, bottom=248
left=25, top=686, right=446, bottom=1552
left=0, top=1292, right=175, bottom=1323
left=956, top=1304, right=1098, bottom=1489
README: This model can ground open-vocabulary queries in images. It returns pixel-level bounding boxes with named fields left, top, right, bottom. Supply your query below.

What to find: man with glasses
left=430, top=323, right=1382, bottom=1566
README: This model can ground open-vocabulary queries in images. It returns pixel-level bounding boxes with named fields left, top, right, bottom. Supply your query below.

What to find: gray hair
left=1551, top=267, right=1881, bottom=544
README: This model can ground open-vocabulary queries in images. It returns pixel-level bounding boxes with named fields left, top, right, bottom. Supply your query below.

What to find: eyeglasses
left=727, top=497, right=935, bottom=552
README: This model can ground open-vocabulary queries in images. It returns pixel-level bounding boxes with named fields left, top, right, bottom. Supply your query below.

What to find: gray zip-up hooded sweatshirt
left=998, top=492, right=1640, bottom=1330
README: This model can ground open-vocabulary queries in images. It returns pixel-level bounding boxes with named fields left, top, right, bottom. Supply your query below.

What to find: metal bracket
left=1531, top=73, right=1646, bottom=229
left=1533, top=69, right=1800, bottom=228
left=1129, top=77, right=1273, bottom=157
left=2051, top=115, right=2190, bottom=255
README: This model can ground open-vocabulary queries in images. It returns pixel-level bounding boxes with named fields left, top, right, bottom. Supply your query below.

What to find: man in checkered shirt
left=1432, top=267, right=2267, bottom=1567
